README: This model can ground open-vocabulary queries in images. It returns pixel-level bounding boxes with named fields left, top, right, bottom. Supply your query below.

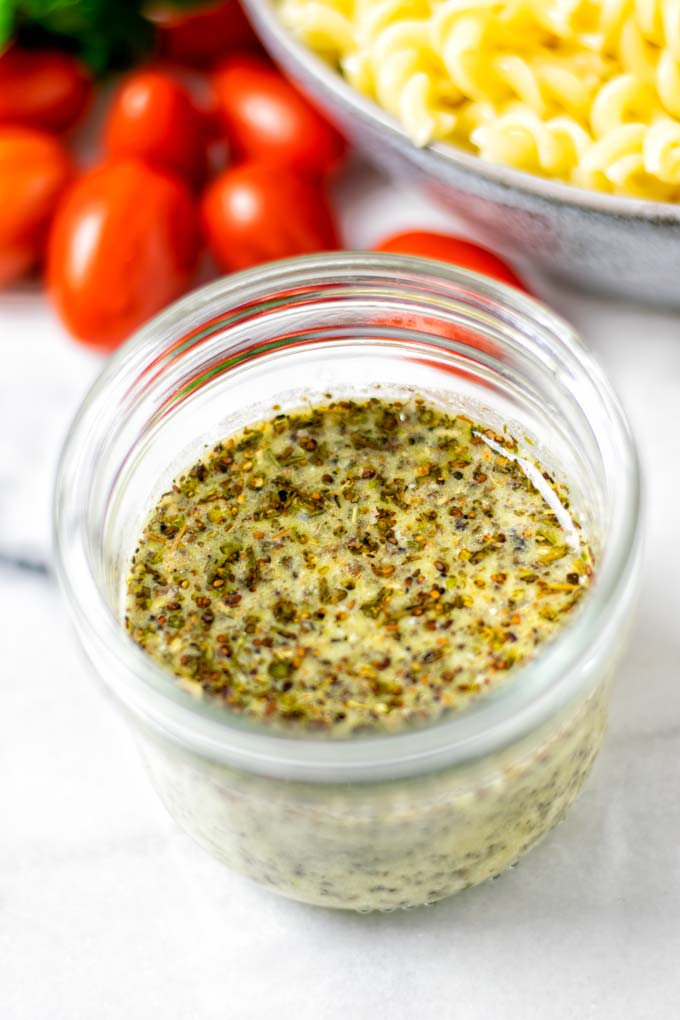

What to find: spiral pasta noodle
left=278, top=0, right=680, bottom=200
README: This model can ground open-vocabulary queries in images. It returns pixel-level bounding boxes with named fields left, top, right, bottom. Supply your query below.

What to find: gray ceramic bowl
left=242, top=0, right=680, bottom=306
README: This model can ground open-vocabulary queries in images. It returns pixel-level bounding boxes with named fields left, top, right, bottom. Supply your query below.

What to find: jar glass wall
left=54, top=254, right=641, bottom=910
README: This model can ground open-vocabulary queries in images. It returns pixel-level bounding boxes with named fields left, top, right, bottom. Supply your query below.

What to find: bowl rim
left=244, top=0, right=680, bottom=225
left=53, top=252, right=642, bottom=783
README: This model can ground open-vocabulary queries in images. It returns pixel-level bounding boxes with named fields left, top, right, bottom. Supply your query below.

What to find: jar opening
left=54, top=254, right=641, bottom=782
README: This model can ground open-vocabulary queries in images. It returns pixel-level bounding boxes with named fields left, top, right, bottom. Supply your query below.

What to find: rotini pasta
left=278, top=0, right=680, bottom=200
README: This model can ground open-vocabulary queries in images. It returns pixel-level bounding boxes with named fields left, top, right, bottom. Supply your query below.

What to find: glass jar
left=54, top=253, right=641, bottom=911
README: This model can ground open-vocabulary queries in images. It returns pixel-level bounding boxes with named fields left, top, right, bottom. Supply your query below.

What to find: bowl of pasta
left=242, top=0, right=680, bottom=306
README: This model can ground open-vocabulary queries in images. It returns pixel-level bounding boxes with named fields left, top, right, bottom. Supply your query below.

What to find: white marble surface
left=2, top=160, right=680, bottom=1019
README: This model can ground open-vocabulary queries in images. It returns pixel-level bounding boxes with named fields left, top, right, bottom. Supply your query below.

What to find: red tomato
left=211, top=53, right=346, bottom=176
left=104, top=70, right=208, bottom=188
left=155, top=1, right=260, bottom=66
left=0, top=127, right=74, bottom=287
left=0, top=47, right=92, bottom=132
left=200, top=162, right=339, bottom=272
left=374, top=231, right=528, bottom=291
left=47, top=159, right=201, bottom=350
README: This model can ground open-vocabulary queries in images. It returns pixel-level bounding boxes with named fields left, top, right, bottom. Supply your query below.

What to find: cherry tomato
left=200, top=161, right=339, bottom=272
left=211, top=53, right=346, bottom=176
left=154, top=1, right=260, bottom=66
left=104, top=70, right=208, bottom=188
left=47, top=159, right=201, bottom=350
left=0, top=127, right=74, bottom=287
left=0, top=47, right=92, bottom=133
left=374, top=231, right=528, bottom=291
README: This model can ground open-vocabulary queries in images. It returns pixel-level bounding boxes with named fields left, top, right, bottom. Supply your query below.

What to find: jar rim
left=53, top=253, right=641, bottom=782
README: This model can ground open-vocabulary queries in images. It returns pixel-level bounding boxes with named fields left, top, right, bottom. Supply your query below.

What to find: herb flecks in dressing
left=126, top=397, right=592, bottom=734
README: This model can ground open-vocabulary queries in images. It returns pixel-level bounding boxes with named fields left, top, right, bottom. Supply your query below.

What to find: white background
left=2, top=155, right=680, bottom=1019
